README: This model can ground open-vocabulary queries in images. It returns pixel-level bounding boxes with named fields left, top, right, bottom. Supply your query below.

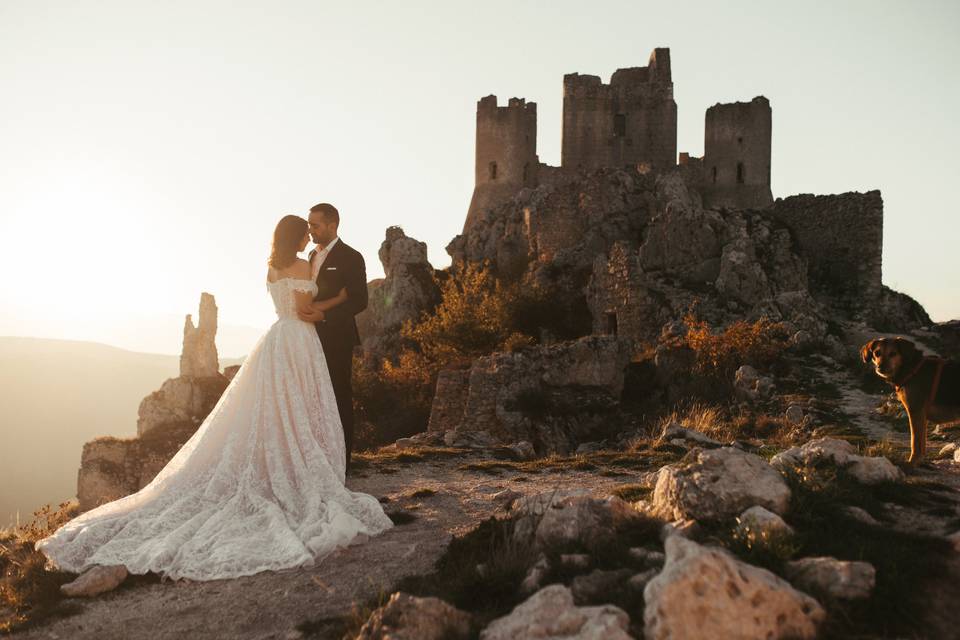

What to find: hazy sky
left=2, top=0, right=957, bottom=356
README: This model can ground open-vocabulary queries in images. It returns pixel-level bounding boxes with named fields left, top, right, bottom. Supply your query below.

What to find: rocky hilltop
left=11, top=50, right=960, bottom=640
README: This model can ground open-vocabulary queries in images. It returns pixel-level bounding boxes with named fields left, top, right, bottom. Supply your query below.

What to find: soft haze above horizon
left=2, top=0, right=957, bottom=356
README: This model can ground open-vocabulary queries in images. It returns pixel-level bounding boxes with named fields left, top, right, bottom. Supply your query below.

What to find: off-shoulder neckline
left=266, top=277, right=317, bottom=286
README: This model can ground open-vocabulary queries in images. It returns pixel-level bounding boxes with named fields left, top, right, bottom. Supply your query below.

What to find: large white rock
left=480, top=584, right=632, bottom=640
left=357, top=591, right=472, bottom=640
left=644, top=537, right=824, bottom=640
left=652, top=447, right=792, bottom=521
left=771, top=437, right=903, bottom=485
left=785, top=557, right=876, bottom=600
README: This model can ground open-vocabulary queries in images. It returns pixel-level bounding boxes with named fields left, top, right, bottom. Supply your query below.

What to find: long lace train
left=35, top=278, right=393, bottom=581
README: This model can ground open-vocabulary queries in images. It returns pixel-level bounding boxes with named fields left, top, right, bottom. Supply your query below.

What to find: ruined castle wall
left=767, top=191, right=883, bottom=300
left=702, top=96, right=772, bottom=210
left=561, top=48, right=676, bottom=173
left=464, top=96, right=538, bottom=232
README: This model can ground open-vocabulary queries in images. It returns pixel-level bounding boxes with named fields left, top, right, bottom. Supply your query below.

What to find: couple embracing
left=36, top=203, right=393, bottom=585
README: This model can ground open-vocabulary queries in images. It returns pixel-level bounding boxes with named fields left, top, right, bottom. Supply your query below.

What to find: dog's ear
left=894, top=336, right=919, bottom=359
left=860, top=339, right=879, bottom=363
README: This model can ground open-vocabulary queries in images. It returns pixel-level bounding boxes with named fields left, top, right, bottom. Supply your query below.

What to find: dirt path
left=15, top=453, right=639, bottom=640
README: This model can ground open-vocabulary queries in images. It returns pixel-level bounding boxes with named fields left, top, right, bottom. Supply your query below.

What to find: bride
left=35, top=215, right=393, bottom=583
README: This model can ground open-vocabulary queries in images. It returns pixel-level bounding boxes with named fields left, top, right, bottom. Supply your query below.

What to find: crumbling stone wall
left=561, top=48, right=676, bottom=173
left=767, top=191, right=883, bottom=300
left=426, top=368, right=470, bottom=433
left=701, top=96, right=772, bottom=210
left=587, top=242, right=671, bottom=342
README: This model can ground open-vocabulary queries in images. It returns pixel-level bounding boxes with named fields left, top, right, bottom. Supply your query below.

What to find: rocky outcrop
left=449, top=168, right=656, bottom=280
left=438, top=336, right=632, bottom=453
left=137, top=376, right=228, bottom=436
left=651, top=447, right=791, bottom=521
left=180, top=292, right=219, bottom=377
left=480, top=584, right=633, bottom=640
left=644, top=536, right=825, bottom=640
left=76, top=293, right=232, bottom=512
left=357, top=227, right=440, bottom=356
left=357, top=591, right=473, bottom=640
left=76, top=423, right=198, bottom=511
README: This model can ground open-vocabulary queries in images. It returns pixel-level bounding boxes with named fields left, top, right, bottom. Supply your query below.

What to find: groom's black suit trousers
left=313, top=239, right=367, bottom=471
left=323, top=341, right=355, bottom=465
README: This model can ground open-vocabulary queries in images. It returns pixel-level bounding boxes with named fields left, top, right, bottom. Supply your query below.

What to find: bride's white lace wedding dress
left=36, top=277, right=393, bottom=581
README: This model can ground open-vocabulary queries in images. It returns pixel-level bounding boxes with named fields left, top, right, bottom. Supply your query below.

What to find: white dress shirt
left=310, top=236, right=339, bottom=280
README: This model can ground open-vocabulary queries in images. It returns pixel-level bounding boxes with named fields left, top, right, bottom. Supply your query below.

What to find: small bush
left=681, top=311, right=790, bottom=386
left=403, top=262, right=529, bottom=366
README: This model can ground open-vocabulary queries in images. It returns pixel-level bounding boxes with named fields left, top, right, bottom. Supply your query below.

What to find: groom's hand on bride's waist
left=297, top=306, right=326, bottom=323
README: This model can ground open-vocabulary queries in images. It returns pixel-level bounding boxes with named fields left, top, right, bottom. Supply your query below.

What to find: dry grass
left=457, top=447, right=682, bottom=477
left=657, top=402, right=727, bottom=441
left=352, top=446, right=468, bottom=470
left=0, top=501, right=81, bottom=634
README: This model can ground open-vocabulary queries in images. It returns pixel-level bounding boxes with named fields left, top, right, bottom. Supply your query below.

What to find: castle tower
left=463, top=95, right=539, bottom=233
left=701, top=96, right=773, bottom=209
left=561, top=48, right=677, bottom=172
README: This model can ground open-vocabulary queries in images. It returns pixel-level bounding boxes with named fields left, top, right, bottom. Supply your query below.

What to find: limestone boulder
left=651, top=447, right=791, bottom=521
left=356, top=591, right=472, bottom=640
left=771, top=437, right=904, bottom=485
left=513, top=492, right=638, bottom=553
left=784, top=557, right=876, bottom=601
left=60, top=565, right=128, bottom=598
left=480, top=584, right=633, bottom=640
left=644, top=536, right=825, bottom=640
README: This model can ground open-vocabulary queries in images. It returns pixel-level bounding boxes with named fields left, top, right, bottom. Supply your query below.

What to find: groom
left=297, top=202, right=367, bottom=473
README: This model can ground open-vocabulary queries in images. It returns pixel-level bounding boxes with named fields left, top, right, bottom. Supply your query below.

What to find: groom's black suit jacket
left=311, top=238, right=367, bottom=348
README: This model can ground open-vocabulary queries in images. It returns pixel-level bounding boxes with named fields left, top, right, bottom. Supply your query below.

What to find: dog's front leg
left=905, top=403, right=927, bottom=465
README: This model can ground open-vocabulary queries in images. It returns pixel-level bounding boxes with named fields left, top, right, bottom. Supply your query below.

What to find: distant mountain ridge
left=0, top=336, right=241, bottom=526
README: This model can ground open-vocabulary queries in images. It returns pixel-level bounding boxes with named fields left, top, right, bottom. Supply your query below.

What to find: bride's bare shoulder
left=290, top=259, right=311, bottom=280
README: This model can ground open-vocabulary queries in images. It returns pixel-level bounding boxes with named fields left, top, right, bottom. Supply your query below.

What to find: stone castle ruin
left=452, top=47, right=929, bottom=342
left=465, top=48, right=771, bottom=232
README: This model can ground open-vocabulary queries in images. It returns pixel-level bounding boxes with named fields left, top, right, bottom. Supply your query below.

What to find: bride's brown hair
left=268, top=215, right=308, bottom=270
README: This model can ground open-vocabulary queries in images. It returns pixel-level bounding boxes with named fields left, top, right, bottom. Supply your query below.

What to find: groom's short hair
left=309, top=202, right=339, bottom=224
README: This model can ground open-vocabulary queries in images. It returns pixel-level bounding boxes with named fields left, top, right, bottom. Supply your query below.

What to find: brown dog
left=861, top=337, right=960, bottom=464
